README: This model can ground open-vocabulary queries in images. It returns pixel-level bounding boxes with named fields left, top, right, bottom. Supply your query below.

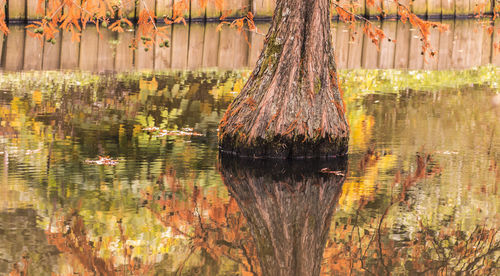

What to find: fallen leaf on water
left=320, top=168, right=345, bottom=176
left=143, top=127, right=204, bottom=137
left=85, top=156, right=119, bottom=166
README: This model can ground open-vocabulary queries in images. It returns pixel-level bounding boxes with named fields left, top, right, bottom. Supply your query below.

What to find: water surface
left=0, top=67, right=498, bottom=275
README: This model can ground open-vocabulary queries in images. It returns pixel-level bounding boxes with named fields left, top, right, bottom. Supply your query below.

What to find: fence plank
left=60, top=31, right=80, bottom=69
left=480, top=21, right=493, bottom=65
left=248, top=23, right=269, bottom=66
left=382, top=0, right=398, bottom=16
left=408, top=28, right=424, bottom=69
left=27, top=0, right=44, bottom=20
left=115, top=31, right=134, bottom=71
left=347, top=24, right=363, bottom=69
left=362, top=22, right=380, bottom=69
left=79, top=27, right=99, bottom=71
left=423, top=27, right=441, bottom=70
left=427, top=0, right=442, bottom=17
left=187, top=24, right=205, bottom=68
left=335, top=22, right=350, bottom=69
left=394, top=21, right=411, bottom=69
left=202, top=23, right=220, bottom=67
left=378, top=20, right=397, bottom=69
left=154, top=26, right=172, bottom=70
left=437, top=20, right=454, bottom=69
left=441, top=0, right=455, bottom=16
left=412, top=0, right=428, bottom=16
left=156, top=0, right=173, bottom=19
left=170, top=24, right=189, bottom=68
left=42, top=33, right=61, bottom=69
left=492, top=19, right=500, bottom=66
left=365, top=0, right=382, bottom=18
left=97, top=30, right=116, bottom=72
left=4, top=26, right=25, bottom=70
left=23, top=33, right=43, bottom=70
left=252, top=0, right=275, bottom=18
left=9, top=0, right=26, bottom=21
left=455, top=0, right=470, bottom=16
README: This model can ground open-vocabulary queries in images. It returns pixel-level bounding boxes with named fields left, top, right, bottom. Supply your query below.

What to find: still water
left=0, top=18, right=500, bottom=273
left=0, top=67, right=498, bottom=275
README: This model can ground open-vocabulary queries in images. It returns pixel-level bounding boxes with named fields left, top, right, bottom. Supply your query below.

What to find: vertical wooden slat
left=463, top=21, right=480, bottom=67
left=412, top=0, right=428, bottom=16
left=455, top=0, right=469, bottom=16
left=378, top=20, right=397, bottom=69
left=252, top=0, right=275, bottom=18
left=394, top=21, right=410, bottom=69
left=480, top=21, right=493, bottom=65
left=248, top=23, right=269, bottom=67
left=437, top=20, right=454, bottom=70
left=335, top=22, right=350, bottom=69
left=170, top=23, right=189, bottom=69
left=172, top=0, right=190, bottom=18
left=97, top=29, right=116, bottom=72
left=206, top=0, right=221, bottom=19
left=0, top=33, right=4, bottom=66
left=361, top=22, right=380, bottom=69
left=423, top=27, right=441, bottom=70
left=441, top=0, right=455, bottom=17
left=9, top=0, right=26, bottom=21
left=121, top=0, right=136, bottom=19
left=154, top=26, right=172, bottom=70
left=4, top=26, right=25, bottom=70
left=115, top=31, right=135, bottom=71
left=42, top=33, right=61, bottom=69
left=137, top=0, right=156, bottom=17
left=382, top=0, right=398, bottom=16
left=135, top=41, right=155, bottom=70
left=451, top=20, right=469, bottom=69
left=23, top=33, right=43, bottom=70
left=492, top=19, right=500, bottom=66
left=79, top=27, right=99, bottom=71
left=202, top=23, right=220, bottom=67
left=156, top=0, right=173, bottom=19
left=191, top=0, right=206, bottom=18
left=223, top=0, right=250, bottom=18
left=218, top=27, right=248, bottom=68
left=187, top=24, right=205, bottom=68
left=365, top=0, right=382, bottom=18
left=60, top=30, right=80, bottom=69
left=408, top=28, right=424, bottom=69
left=355, top=0, right=366, bottom=15
left=347, top=24, right=363, bottom=69
left=27, top=0, right=44, bottom=20
left=427, top=0, right=442, bottom=17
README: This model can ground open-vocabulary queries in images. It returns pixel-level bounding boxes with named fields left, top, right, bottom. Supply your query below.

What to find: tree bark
left=219, top=156, right=347, bottom=275
left=219, top=0, right=349, bottom=158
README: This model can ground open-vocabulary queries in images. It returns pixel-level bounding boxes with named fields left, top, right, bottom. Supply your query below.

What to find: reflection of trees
left=219, top=157, right=347, bottom=276
left=323, top=153, right=500, bottom=275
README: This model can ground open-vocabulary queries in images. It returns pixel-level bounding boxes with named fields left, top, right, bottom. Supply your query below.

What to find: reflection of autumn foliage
left=322, top=153, right=499, bottom=275
left=143, top=168, right=260, bottom=275
left=46, top=212, right=152, bottom=276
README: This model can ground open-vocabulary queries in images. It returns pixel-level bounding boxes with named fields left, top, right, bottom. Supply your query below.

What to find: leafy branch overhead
left=0, top=0, right=498, bottom=57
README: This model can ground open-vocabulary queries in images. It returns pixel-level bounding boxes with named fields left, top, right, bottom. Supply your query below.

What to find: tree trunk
left=219, top=0, right=349, bottom=158
left=219, top=157, right=347, bottom=275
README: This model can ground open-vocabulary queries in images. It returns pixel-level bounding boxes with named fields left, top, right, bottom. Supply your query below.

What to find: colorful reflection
left=0, top=67, right=499, bottom=275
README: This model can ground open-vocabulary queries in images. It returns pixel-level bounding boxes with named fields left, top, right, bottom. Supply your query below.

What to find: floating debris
left=85, top=156, right=119, bottom=166
left=435, top=151, right=459, bottom=155
left=144, top=127, right=204, bottom=137
left=320, top=168, right=345, bottom=176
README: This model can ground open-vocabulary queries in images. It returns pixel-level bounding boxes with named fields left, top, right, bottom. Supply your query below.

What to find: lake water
left=0, top=22, right=499, bottom=275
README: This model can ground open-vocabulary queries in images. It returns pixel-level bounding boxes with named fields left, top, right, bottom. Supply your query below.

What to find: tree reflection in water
left=219, top=156, right=347, bottom=276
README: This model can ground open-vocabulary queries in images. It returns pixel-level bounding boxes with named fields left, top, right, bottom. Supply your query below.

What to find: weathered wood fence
left=4, top=0, right=498, bottom=22
left=1, top=20, right=498, bottom=71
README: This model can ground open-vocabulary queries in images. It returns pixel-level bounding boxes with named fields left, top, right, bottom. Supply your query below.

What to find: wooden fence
left=0, top=19, right=498, bottom=71
left=3, top=0, right=498, bottom=22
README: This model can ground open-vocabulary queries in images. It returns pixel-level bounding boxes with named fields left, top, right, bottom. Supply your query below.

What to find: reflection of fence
left=0, top=20, right=498, bottom=72
left=4, top=0, right=498, bottom=21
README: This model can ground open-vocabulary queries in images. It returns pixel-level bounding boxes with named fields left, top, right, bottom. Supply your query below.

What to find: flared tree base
left=219, top=134, right=349, bottom=159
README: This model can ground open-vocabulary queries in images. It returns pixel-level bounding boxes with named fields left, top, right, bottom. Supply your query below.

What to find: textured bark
left=219, top=0, right=349, bottom=158
left=219, top=156, right=347, bottom=276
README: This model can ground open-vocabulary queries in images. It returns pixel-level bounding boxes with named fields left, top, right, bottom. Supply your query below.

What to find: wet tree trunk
left=219, top=157, right=347, bottom=275
left=219, top=0, right=349, bottom=158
